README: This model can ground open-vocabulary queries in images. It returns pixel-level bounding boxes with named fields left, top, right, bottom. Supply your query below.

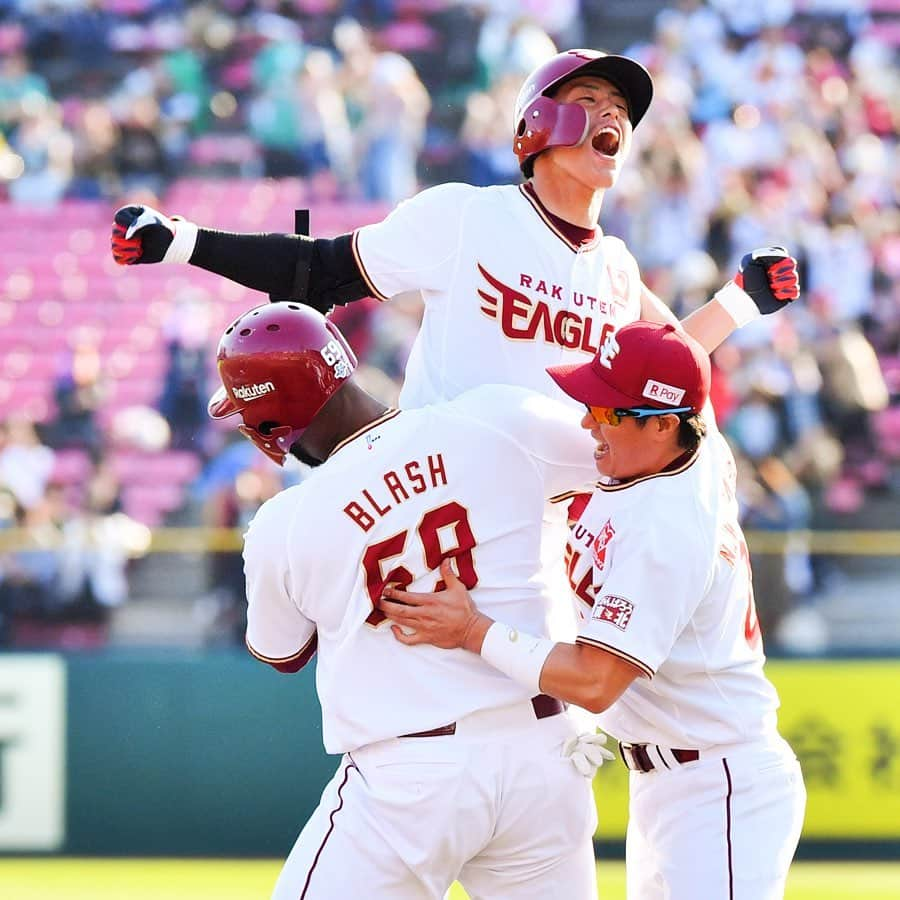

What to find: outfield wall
left=1, top=652, right=899, bottom=856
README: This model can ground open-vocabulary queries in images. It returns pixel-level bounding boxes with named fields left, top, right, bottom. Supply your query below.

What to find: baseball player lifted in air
left=208, top=302, right=608, bottom=900
left=379, top=321, right=807, bottom=900
left=111, top=47, right=800, bottom=646
left=110, top=47, right=798, bottom=424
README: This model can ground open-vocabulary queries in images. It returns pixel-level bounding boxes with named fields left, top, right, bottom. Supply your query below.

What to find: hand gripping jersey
left=352, top=182, right=643, bottom=409
left=564, top=411, right=781, bottom=750
left=242, top=385, right=597, bottom=754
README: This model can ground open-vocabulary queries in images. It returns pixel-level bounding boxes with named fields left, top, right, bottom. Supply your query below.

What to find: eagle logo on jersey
left=591, top=595, right=634, bottom=630
left=591, top=519, right=615, bottom=572
left=477, top=263, right=614, bottom=354
left=597, top=330, right=620, bottom=370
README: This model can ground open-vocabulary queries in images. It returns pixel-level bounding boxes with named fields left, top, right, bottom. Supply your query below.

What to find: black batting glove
left=111, top=204, right=197, bottom=266
left=734, top=246, right=800, bottom=315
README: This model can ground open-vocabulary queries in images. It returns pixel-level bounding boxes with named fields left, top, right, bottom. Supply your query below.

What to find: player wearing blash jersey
left=208, top=302, right=610, bottom=900
left=379, top=322, right=806, bottom=900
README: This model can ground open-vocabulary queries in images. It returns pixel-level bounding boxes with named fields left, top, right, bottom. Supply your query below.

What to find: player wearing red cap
left=379, top=321, right=806, bottom=900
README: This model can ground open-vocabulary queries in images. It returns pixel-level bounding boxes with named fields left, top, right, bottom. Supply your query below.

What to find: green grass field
left=2, top=859, right=899, bottom=899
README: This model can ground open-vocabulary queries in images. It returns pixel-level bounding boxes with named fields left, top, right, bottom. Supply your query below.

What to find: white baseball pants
left=272, top=699, right=598, bottom=900
left=624, top=736, right=806, bottom=899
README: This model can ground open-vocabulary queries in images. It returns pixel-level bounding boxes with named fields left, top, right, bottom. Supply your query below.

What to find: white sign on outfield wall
left=0, top=655, right=65, bottom=850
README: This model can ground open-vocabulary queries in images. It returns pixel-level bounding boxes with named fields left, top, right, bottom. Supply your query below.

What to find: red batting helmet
left=208, top=303, right=357, bottom=465
left=513, top=49, right=653, bottom=176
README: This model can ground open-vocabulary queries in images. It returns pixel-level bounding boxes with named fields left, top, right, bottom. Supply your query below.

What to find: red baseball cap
left=547, top=322, right=710, bottom=413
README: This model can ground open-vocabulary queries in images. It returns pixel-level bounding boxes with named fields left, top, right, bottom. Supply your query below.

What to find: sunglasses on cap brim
left=584, top=405, right=693, bottom=426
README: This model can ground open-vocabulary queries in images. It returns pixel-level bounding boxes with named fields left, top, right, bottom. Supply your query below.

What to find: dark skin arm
left=378, top=559, right=644, bottom=714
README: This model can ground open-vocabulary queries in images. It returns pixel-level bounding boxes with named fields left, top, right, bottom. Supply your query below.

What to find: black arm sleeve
left=189, top=229, right=371, bottom=313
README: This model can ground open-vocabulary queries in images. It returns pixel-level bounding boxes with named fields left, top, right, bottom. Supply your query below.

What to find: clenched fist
left=111, top=204, right=198, bottom=266
left=714, top=245, right=800, bottom=327
left=734, top=246, right=800, bottom=314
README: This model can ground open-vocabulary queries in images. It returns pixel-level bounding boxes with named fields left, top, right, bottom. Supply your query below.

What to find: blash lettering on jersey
left=343, top=454, right=448, bottom=532
left=591, top=519, right=615, bottom=572
left=591, top=595, right=634, bottom=630
left=477, top=263, right=613, bottom=354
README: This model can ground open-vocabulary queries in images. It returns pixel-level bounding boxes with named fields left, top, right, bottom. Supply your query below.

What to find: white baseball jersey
left=352, top=182, right=643, bottom=409
left=242, top=384, right=597, bottom=754
left=564, top=411, right=781, bottom=750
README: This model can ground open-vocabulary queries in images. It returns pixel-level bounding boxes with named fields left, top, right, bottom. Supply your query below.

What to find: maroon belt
left=399, top=694, right=565, bottom=739
left=619, top=742, right=700, bottom=773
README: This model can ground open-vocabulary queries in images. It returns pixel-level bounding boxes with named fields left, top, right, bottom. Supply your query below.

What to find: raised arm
left=640, top=247, right=801, bottom=354
left=110, top=204, right=370, bottom=312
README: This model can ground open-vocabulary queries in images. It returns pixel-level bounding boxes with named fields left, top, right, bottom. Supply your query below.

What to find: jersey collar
left=328, top=408, right=401, bottom=459
left=597, top=446, right=700, bottom=492
left=519, top=182, right=602, bottom=252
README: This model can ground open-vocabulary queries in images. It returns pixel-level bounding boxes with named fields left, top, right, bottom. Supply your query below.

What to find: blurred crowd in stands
left=0, top=0, right=898, bottom=652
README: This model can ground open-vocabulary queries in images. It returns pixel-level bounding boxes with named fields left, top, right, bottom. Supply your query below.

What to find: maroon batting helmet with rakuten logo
left=546, top=322, right=710, bottom=413
left=513, top=49, right=653, bottom=176
left=208, top=303, right=357, bottom=465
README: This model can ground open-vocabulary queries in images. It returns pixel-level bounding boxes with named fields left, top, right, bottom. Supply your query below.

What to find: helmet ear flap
left=238, top=422, right=299, bottom=466
left=514, top=96, right=590, bottom=173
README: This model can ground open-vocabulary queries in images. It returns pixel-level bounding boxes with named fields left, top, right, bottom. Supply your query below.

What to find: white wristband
left=163, top=219, right=199, bottom=265
left=480, top=621, right=554, bottom=694
left=713, top=280, right=760, bottom=328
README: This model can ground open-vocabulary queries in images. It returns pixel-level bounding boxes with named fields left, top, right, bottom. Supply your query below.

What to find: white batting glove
left=562, top=730, right=616, bottom=778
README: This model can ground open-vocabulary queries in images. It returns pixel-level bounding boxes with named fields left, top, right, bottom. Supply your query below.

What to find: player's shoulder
left=600, top=233, right=638, bottom=266
left=443, top=383, right=586, bottom=466
left=401, top=181, right=487, bottom=211
left=590, top=464, right=704, bottom=536
left=446, top=383, right=574, bottom=431
left=244, top=482, right=308, bottom=544
left=586, top=489, right=707, bottom=579
left=363, top=182, right=501, bottom=233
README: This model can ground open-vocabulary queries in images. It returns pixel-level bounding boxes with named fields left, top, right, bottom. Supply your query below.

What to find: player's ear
left=653, top=414, right=681, bottom=440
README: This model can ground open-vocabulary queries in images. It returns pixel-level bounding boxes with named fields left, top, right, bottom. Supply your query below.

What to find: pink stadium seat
left=1, top=192, right=390, bottom=461
left=873, top=406, right=900, bottom=460
left=109, top=449, right=199, bottom=484
left=124, top=505, right=165, bottom=527
left=161, top=449, right=202, bottom=482
left=121, top=482, right=186, bottom=523
left=50, top=448, right=93, bottom=485
left=2, top=347, right=34, bottom=378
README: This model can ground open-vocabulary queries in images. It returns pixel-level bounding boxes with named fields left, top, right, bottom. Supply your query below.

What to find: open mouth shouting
left=591, top=126, right=621, bottom=158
